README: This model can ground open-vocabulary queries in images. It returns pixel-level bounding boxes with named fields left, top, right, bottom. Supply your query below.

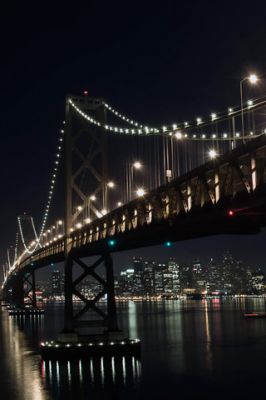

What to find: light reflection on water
left=1, top=298, right=266, bottom=399
left=41, top=355, right=141, bottom=398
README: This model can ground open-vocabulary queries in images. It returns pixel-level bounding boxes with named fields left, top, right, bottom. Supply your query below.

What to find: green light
left=164, top=241, right=172, bottom=247
left=108, top=240, right=116, bottom=247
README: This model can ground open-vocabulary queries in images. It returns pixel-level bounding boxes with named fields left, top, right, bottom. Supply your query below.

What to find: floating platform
left=40, top=338, right=141, bottom=360
left=244, top=312, right=266, bottom=318
left=9, top=308, right=45, bottom=316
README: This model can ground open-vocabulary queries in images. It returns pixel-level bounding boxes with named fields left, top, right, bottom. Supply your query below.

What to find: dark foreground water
left=1, top=299, right=266, bottom=399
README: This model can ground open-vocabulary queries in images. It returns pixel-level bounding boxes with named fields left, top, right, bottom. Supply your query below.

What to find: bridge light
left=107, top=181, right=115, bottom=188
left=228, top=210, right=234, bottom=217
left=77, top=206, right=82, bottom=211
left=108, top=239, right=116, bottom=247
left=248, top=74, right=258, bottom=84
left=247, top=99, right=253, bottom=107
left=133, top=161, right=142, bottom=169
left=209, top=149, right=217, bottom=159
left=76, top=223, right=82, bottom=229
left=164, top=241, right=172, bottom=247
left=117, top=201, right=123, bottom=207
left=136, top=188, right=145, bottom=197
left=101, top=209, right=108, bottom=216
left=90, top=195, right=96, bottom=201
left=85, top=218, right=91, bottom=224
left=83, top=90, right=88, bottom=95
left=211, top=113, right=217, bottom=121
left=58, top=220, right=63, bottom=225
left=175, top=131, right=182, bottom=139
left=228, top=108, right=233, bottom=115
left=196, top=117, right=202, bottom=125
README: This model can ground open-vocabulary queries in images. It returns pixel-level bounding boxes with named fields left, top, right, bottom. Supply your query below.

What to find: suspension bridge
left=2, top=92, right=266, bottom=356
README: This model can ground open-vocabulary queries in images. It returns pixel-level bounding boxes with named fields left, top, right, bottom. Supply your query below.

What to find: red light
left=83, top=90, right=88, bottom=96
left=228, top=210, right=234, bottom=217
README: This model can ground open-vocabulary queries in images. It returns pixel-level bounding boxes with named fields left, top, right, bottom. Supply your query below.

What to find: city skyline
left=36, top=250, right=265, bottom=297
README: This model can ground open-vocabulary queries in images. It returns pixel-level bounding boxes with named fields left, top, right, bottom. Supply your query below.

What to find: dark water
left=1, top=299, right=266, bottom=399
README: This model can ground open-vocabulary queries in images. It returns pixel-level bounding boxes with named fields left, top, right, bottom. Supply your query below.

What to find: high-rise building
left=143, top=261, right=155, bottom=295
left=51, top=269, right=61, bottom=296
left=154, top=263, right=166, bottom=295
left=168, top=258, right=181, bottom=295
left=133, top=257, right=143, bottom=273
left=118, top=268, right=135, bottom=295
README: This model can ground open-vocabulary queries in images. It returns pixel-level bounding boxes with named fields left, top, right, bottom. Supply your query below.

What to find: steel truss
left=23, top=271, right=37, bottom=308
left=64, top=251, right=118, bottom=332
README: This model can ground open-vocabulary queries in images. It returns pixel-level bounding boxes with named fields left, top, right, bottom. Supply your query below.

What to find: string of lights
left=103, top=102, right=147, bottom=129
left=18, top=216, right=40, bottom=254
left=39, top=125, right=65, bottom=240
left=4, top=124, right=65, bottom=279
left=69, top=97, right=266, bottom=140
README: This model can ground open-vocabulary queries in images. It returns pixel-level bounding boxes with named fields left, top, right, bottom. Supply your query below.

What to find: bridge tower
left=63, top=94, right=119, bottom=338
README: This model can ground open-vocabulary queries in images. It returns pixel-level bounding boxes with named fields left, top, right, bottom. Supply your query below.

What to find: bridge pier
left=23, top=271, right=37, bottom=308
left=62, top=251, right=120, bottom=339
left=4, top=270, right=37, bottom=309
left=11, top=276, right=24, bottom=307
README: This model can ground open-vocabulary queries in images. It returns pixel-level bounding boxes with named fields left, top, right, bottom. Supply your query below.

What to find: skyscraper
left=51, top=269, right=61, bottom=296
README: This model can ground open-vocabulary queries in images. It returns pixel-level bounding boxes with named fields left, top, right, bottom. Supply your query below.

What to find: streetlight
left=127, top=161, right=143, bottom=202
left=105, top=181, right=115, bottom=211
left=240, top=73, right=258, bottom=138
left=133, top=161, right=142, bottom=170
left=174, top=131, right=182, bottom=140
left=107, top=181, right=115, bottom=188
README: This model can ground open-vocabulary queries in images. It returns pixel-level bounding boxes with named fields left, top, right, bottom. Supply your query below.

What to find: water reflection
left=41, top=356, right=141, bottom=398
left=0, top=309, right=49, bottom=399
left=2, top=298, right=266, bottom=399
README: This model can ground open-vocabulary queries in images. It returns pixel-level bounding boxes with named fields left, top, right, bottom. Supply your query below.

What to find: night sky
left=1, top=2, right=266, bottom=278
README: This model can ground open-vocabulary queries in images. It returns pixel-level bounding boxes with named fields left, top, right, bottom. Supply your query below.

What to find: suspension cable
left=69, top=96, right=266, bottom=139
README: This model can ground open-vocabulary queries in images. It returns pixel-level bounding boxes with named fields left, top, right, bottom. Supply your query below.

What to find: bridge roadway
left=4, top=134, right=266, bottom=291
